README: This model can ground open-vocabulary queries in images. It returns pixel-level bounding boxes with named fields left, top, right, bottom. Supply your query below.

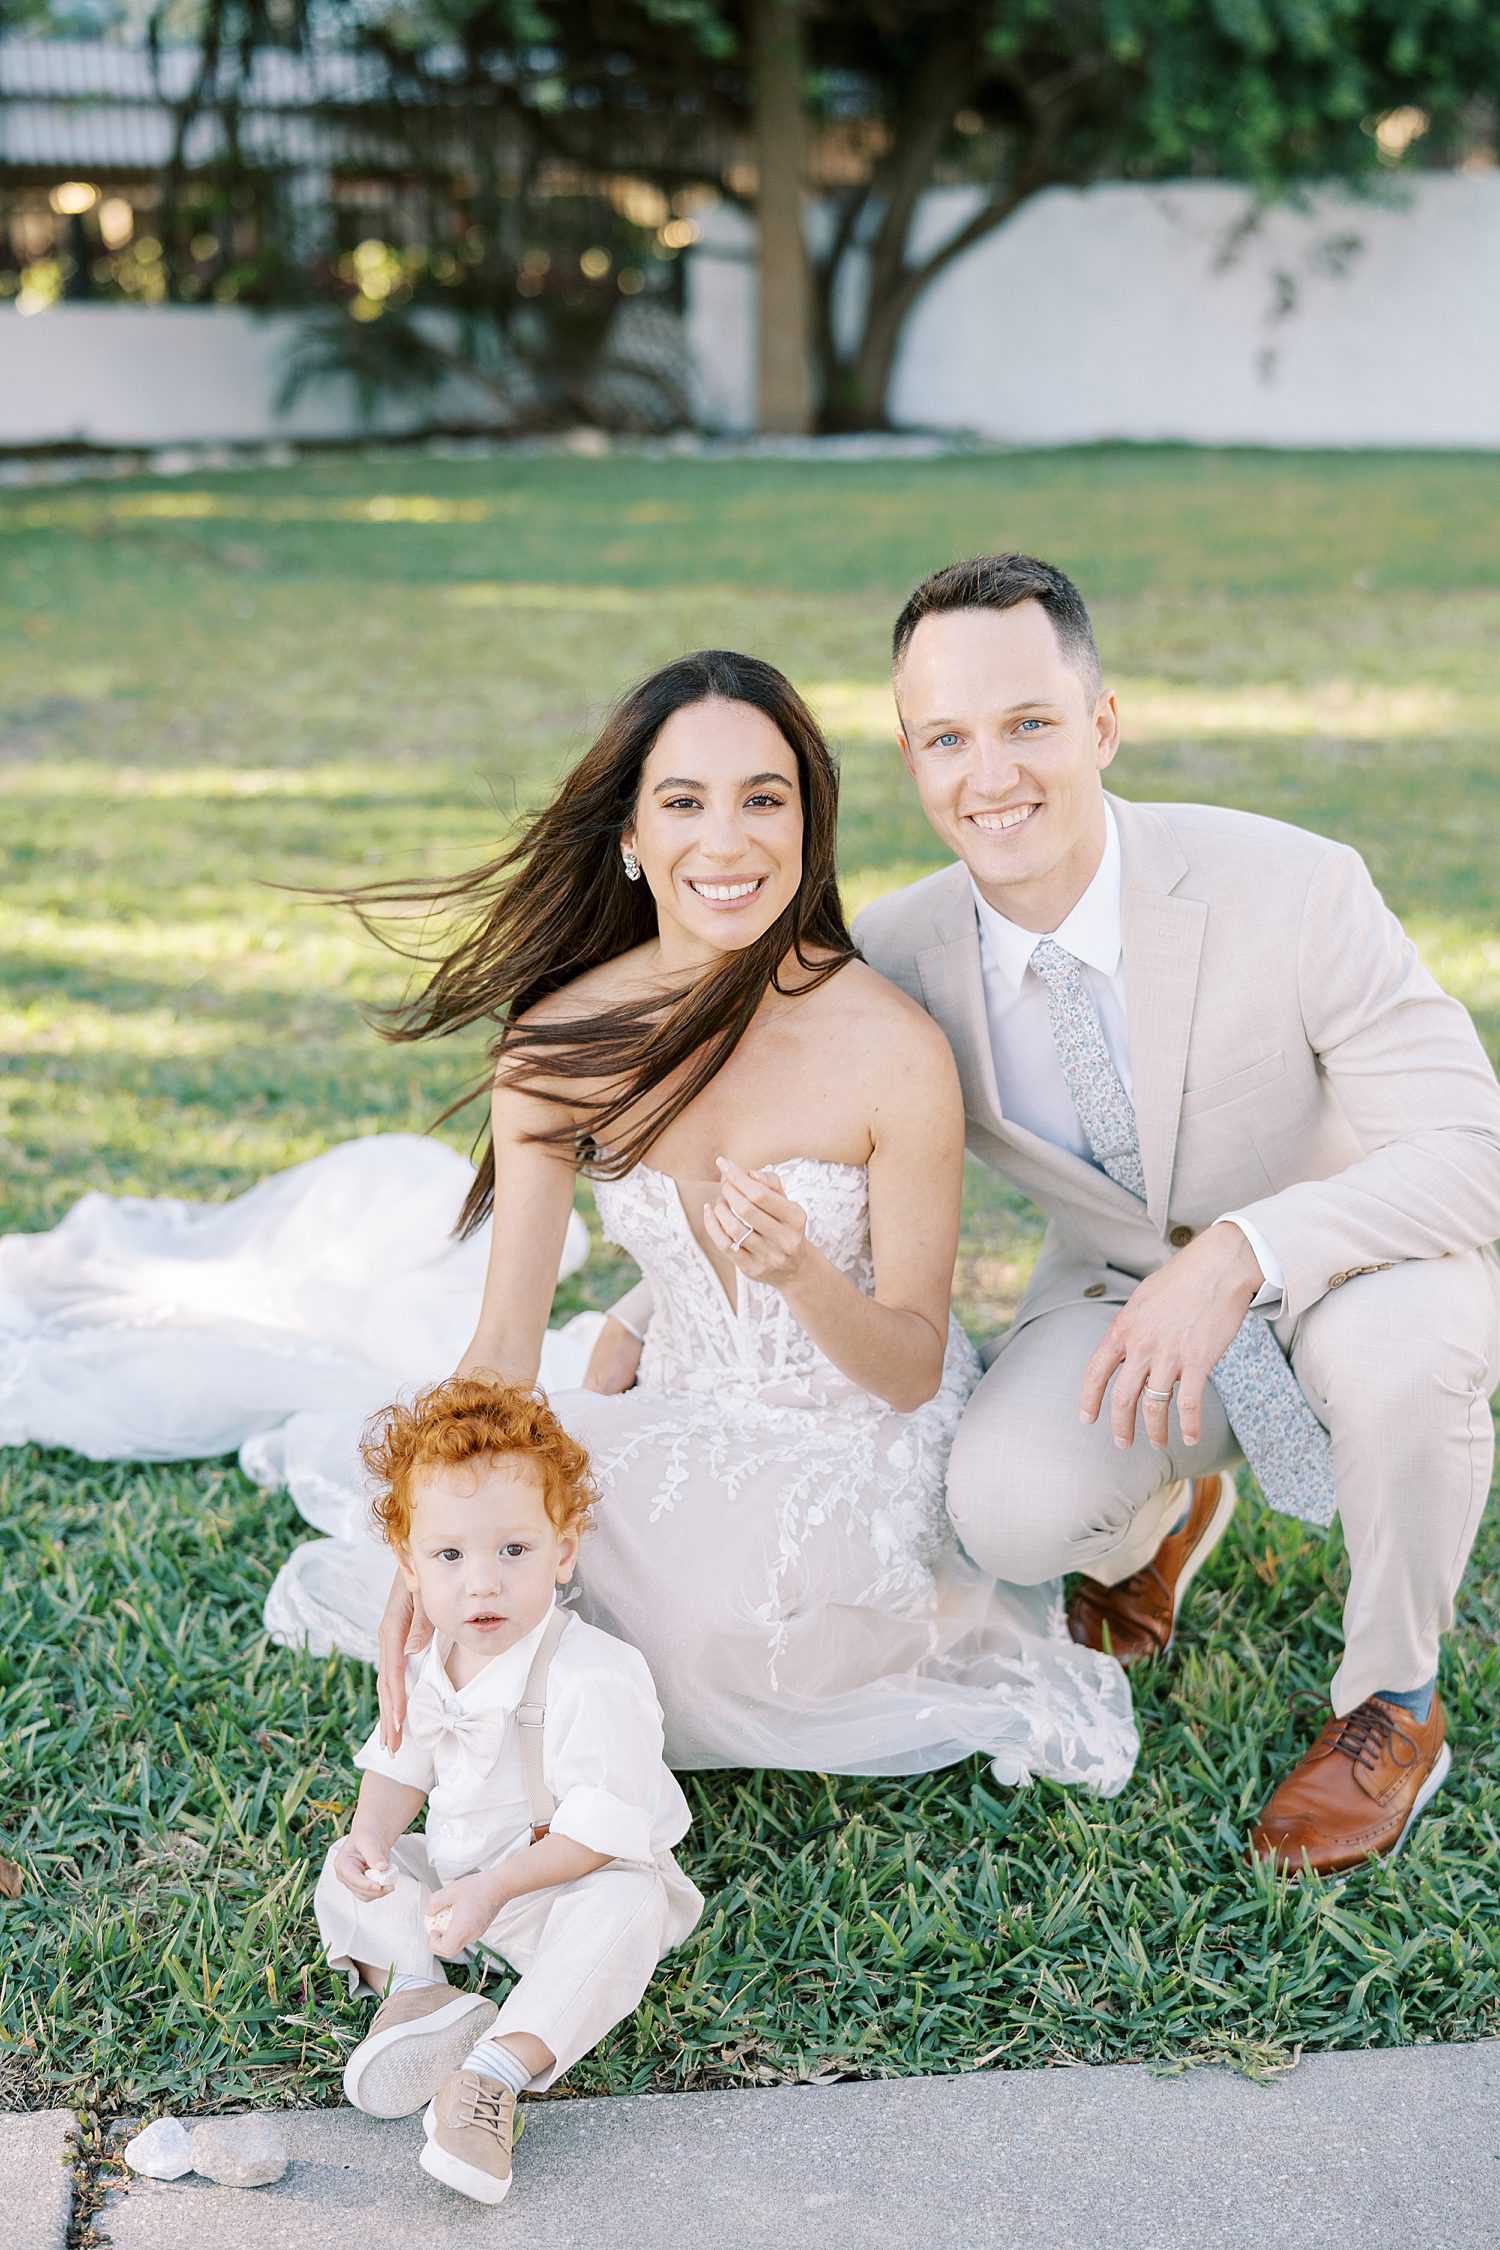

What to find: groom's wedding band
left=1143, top=1386, right=1175, bottom=1401
left=729, top=1221, right=754, bottom=1251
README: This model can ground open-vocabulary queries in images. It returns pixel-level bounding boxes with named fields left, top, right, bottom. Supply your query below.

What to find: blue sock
left=1375, top=1676, right=1436, bottom=1723
left=464, top=2035, right=531, bottom=2094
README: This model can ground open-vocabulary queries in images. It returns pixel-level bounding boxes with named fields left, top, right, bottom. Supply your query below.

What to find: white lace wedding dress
left=548, top=1156, right=1136, bottom=1788
left=2, top=1138, right=1137, bottom=1793
left=0, top=1130, right=592, bottom=1526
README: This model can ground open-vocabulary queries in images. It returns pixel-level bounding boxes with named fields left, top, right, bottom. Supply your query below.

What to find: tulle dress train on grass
left=3, top=1136, right=1137, bottom=1792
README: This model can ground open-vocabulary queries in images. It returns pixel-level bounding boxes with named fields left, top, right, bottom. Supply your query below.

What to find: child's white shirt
left=355, top=1601, right=691, bottom=1886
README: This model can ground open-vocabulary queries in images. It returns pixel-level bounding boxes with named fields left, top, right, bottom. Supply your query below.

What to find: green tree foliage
left=615, top=0, right=1500, bottom=426
left=18, top=0, right=1500, bottom=425
left=844, top=3, right=1492, bottom=423
left=307, top=0, right=1500, bottom=426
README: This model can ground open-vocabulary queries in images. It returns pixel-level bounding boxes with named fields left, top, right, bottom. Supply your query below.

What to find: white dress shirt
left=970, top=802, right=1285, bottom=1308
left=357, top=1601, right=692, bottom=1884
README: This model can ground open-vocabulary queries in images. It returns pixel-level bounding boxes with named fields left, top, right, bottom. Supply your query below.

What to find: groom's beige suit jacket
left=852, top=793, right=1500, bottom=1336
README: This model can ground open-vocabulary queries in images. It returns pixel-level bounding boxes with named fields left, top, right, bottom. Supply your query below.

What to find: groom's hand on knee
left=1078, top=1225, right=1263, bottom=1450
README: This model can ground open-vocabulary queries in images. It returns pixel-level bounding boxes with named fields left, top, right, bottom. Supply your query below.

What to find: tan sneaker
left=342, top=1984, right=498, bottom=2118
left=419, top=2068, right=519, bottom=2205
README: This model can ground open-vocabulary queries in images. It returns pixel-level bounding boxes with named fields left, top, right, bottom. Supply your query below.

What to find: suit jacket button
left=1168, top=1224, right=1196, bottom=1249
left=1083, top=1282, right=1107, bottom=1298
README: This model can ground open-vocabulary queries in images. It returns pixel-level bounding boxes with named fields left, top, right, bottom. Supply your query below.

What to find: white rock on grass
left=190, top=2117, right=290, bottom=2188
left=123, top=2115, right=195, bottom=2180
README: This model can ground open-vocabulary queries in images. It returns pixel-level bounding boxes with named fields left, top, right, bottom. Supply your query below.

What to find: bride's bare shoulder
left=513, top=942, right=660, bottom=1029
left=810, top=957, right=952, bottom=1063
left=494, top=944, right=658, bottom=1115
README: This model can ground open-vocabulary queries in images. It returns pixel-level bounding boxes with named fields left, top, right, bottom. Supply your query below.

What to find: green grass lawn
left=3, top=445, right=1499, bottom=2122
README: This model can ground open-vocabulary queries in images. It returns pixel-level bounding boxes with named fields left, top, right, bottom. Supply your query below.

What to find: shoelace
left=1320, top=1697, right=1420, bottom=1775
left=457, top=2077, right=514, bottom=2138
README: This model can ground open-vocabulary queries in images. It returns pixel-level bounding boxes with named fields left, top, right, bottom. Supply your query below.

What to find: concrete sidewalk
left=15, top=2040, right=1497, bottom=2250
left=0, top=2109, right=74, bottom=2250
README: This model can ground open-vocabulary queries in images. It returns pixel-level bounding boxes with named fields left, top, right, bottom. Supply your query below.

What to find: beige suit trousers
left=944, top=1247, right=1500, bottom=1714
left=314, top=1834, right=701, bottom=2089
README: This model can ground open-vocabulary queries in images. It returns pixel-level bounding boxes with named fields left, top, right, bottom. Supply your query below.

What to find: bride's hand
left=704, top=1157, right=809, bottom=1290
left=377, top=1569, right=433, bottom=1753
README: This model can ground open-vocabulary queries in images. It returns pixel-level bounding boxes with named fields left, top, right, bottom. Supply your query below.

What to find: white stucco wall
left=688, top=173, right=1500, bottom=448
left=0, top=304, right=502, bottom=447
left=2, top=173, right=1495, bottom=450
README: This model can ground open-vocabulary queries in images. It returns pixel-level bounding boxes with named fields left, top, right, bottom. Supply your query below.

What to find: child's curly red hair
left=360, top=1374, right=596, bottom=1548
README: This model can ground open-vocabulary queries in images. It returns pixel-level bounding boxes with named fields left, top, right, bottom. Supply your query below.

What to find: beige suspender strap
left=515, top=1606, right=570, bottom=1842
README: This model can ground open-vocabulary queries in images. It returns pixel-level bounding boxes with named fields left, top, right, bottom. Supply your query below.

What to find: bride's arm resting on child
left=455, top=1073, right=582, bottom=1387
left=382, top=1070, right=581, bottom=1747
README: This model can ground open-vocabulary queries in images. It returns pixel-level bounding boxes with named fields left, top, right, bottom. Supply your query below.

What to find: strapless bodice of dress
left=595, top=1157, right=898, bottom=1409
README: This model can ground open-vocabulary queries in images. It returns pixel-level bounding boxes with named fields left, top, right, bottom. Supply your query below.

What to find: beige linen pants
left=314, top=1835, right=702, bottom=2089
left=943, top=1247, right=1500, bottom=1715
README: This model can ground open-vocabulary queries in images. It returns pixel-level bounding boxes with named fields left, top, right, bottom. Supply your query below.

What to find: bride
left=1, top=646, right=1134, bottom=1790
left=336, top=647, right=1136, bottom=1790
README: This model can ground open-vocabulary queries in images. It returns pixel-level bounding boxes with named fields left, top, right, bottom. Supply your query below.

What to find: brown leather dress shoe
left=1250, top=1693, right=1450, bottom=1876
left=1067, top=1472, right=1237, bottom=1665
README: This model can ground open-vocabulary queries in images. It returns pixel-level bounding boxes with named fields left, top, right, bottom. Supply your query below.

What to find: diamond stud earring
left=622, top=849, right=641, bottom=881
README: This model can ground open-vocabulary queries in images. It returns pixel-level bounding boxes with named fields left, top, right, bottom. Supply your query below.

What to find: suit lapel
left=1114, top=795, right=1205, bottom=1228
left=913, top=866, right=1006, bottom=1134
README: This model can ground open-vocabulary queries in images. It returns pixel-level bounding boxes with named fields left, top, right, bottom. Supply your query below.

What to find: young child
left=314, top=1374, right=703, bottom=2206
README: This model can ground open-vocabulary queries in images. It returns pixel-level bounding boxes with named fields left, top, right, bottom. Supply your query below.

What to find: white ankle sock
left=382, top=1971, right=444, bottom=1999
left=463, top=2035, right=532, bottom=2095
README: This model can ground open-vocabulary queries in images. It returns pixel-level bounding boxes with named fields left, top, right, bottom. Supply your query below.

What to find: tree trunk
left=752, top=0, right=813, bottom=435
left=813, top=19, right=980, bottom=431
left=820, top=144, right=1060, bottom=430
left=829, top=271, right=924, bottom=433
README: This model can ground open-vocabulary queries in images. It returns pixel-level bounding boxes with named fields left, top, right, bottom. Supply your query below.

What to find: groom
left=594, top=551, right=1500, bottom=1874
left=853, top=552, right=1500, bottom=1873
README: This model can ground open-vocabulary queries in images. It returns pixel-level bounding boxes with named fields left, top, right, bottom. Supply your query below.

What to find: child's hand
left=424, top=1871, right=503, bottom=1959
left=335, top=1836, right=398, bottom=1902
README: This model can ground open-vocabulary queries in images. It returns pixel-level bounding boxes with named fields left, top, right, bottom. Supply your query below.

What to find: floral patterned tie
left=1028, top=938, right=1336, bottom=1527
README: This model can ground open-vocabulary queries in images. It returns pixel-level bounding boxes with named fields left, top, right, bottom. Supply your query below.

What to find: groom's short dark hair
left=892, top=554, right=1102, bottom=700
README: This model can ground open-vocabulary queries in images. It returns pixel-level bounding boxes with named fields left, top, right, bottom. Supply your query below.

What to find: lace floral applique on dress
left=553, top=1159, right=1138, bottom=1792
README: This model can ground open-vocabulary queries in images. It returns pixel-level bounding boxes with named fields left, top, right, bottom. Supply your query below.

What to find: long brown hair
left=337, top=650, right=855, bottom=1234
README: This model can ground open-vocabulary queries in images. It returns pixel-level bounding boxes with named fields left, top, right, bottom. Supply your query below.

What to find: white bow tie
left=403, top=1676, right=508, bottom=1775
